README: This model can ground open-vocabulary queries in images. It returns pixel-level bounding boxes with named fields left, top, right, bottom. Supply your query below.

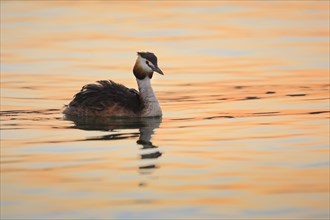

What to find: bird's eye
left=146, top=61, right=149, bottom=65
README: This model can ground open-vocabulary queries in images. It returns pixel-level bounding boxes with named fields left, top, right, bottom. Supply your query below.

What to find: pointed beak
left=153, top=66, right=164, bottom=75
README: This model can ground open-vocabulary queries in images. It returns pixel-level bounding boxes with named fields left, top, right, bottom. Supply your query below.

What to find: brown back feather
left=68, top=80, right=143, bottom=113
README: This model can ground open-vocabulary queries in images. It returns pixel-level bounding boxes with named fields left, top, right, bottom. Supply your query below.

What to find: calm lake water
left=1, top=1, right=329, bottom=219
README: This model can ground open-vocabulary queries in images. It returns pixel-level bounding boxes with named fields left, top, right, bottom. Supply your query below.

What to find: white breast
left=136, top=77, right=162, bottom=117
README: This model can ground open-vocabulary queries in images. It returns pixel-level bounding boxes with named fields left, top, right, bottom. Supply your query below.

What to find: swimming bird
left=63, top=52, right=164, bottom=117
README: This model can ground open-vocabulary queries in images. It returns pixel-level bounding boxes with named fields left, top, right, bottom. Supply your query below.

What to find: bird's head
left=133, top=52, right=164, bottom=80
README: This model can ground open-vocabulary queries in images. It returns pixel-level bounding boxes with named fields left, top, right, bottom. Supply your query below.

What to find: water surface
left=1, top=1, right=329, bottom=219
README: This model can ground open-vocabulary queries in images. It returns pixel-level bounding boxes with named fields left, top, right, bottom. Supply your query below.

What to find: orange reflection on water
left=1, top=0, right=329, bottom=219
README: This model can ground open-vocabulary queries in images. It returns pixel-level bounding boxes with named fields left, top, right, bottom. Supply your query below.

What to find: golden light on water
left=1, top=1, right=329, bottom=219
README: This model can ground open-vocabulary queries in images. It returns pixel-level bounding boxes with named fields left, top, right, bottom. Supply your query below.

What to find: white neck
left=136, top=77, right=162, bottom=117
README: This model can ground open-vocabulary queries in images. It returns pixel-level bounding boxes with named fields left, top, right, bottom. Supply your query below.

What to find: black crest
left=137, top=52, right=158, bottom=67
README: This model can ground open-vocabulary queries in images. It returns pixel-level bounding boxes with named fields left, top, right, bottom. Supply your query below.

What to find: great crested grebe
left=63, top=52, right=164, bottom=117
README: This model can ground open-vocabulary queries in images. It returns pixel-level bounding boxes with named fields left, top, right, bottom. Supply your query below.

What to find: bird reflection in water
left=64, top=115, right=162, bottom=186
